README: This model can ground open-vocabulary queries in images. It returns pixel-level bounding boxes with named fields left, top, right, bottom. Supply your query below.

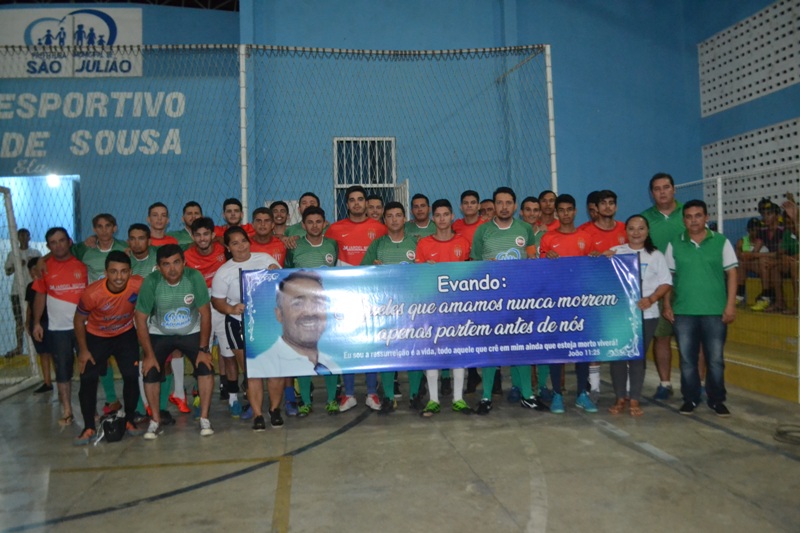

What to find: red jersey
left=183, top=242, right=227, bottom=287
left=415, top=234, right=471, bottom=263
left=452, top=217, right=487, bottom=244
left=150, top=234, right=179, bottom=247
left=214, top=223, right=255, bottom=238
left=583, top=221, right=627, bottom=252
left=250, top=236, right=287, bottom=267
left=544, top=218, right=561, bottom=232
left=539, top=229, right=594, bottom=258
left=32, top=255, right=88, bottom=331
left=77, top=276, right=143, bottom=337
left=326, top=217, right=388, bottom=266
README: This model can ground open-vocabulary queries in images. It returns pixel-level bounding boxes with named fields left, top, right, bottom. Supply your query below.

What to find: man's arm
left=73, top=310, right=95, bottom=374
left=722, top=267, right=737, bottom=324
left=32, top=291, right=46, bottom=342
left=196, top=303, right=213, bottom=370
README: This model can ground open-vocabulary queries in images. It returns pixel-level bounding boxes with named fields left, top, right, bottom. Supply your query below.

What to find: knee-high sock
left=100, top=367, right=117, bottom=403
left=452, top=368, right=465, bottom=402
left=425, top=369, right=439, bottom=404
left=171, top=357, right=185, bottom=399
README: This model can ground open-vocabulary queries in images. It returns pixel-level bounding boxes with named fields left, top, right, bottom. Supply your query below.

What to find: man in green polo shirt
left=663, top=200, right=737, bottom=417
left=641, top=172, right=685, bottom=400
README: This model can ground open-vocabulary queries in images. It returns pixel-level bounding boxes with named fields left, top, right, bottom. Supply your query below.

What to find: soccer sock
left=536, top=364, right=550, bottom=391
left=297, top=376, right=312, bottom=405
left=284, top=385, right=297, bottom=404
left=100, top=367, right=117, bottom=403
left=425, top=369, right=439, bottom=404
left=160, top=374, right=172, bottom=410
left=324, top=375, right=339, bottom=403
left=441, top=369, right=451, bottom=379
left=589, top=364, right=601, bottom=392
left=452, top=368, right=465, bottom=402
left=660, top=381, right=672, bottom=388
left=171, top=357, right=185, bottom=399
left=137, top=373, right=147, bottom=412
left=481, top=367, right=497, bottom=400
left=515, top=365, right=533, bottom=398
left=510, top=365, right=522, bottom=389
left=408, top=370, right=423, bottom=397
left=228, top=392, right=238, bottom=406
left=380, top=371, right=395, bottom=400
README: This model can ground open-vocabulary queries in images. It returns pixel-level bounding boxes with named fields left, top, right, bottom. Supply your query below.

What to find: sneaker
left=145, top=405, right=153, bottom=418
left=144, top=420, right=162, bottom=440
left=169, top=394, right=191, bottom=414
left=378, top=397, right=396, bottom=415
left=452, top=399, right=473, bottom=414
left=285, top=401, right=299, bottom=417
left=365, top=393, right=381, bottom=411
left=33, top=383, right=53, bottom=394
left=73, top=428, right=97, bottom=446
left=550, top=393, right=565, bottom=414
left=575, top=391, right=598, bottom=413
left=230, top=400, right=242, bottom=418
left=507, top=385, right=522, bottom=404
left=103, top=400, right=122, bottom=416
left=409, top=395, right=423, bottom=411
left=539, top=387, right=553, bottom=403
left=159, top=410, right=176, bottom=426
left=325, top=400, right=340, bottom=415
left=133, top=411, right=147, bottom=424
left=199, top=417, right=214, bottom=437
left=653, top=384, right=673, bottom=401
left=298, top=404, right=312, bottom=417
left=440, top=378, right=452, bottom=396
left=252, top=415, right=267, bottom=431
left=521, top=396, right=549, bottom=411
left=708, top=402, right=731, bottom=417
left=126, top=421, right=144, bottom=436
left=240, top=404, right=254, bottom=420
left=421, top=400, right=440, bottom=417
left=751, top=298, right=771, bottom=312
left=735, top=294, right=745, bottom=306
left=465, top=371, right=481, bottom=394
left=679, top=401, right=697, bottom=415
left=335, top=382, right=343, bottom=402
left=475, top=399, right=492, bottom=415
left=393, top=379, right=402, bottom=399
left=269, top=408, right=284, bottom=428
left=339, top=395, right=357, bottom=412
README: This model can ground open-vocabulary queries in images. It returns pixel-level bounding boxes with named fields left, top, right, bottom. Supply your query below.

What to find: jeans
left=674, top=315, right=727, bottom=405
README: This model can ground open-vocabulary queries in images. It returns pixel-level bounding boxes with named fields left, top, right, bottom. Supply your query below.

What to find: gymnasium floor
left=1, top=368, right=798, bottom=533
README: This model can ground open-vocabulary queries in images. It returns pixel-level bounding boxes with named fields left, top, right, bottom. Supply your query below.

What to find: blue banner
left=242, top=255, right=643, bottom=378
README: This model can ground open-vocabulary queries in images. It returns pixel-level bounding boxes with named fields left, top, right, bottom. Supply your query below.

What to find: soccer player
left=538, top=190, right=560, bottom=231
left=361, top=201, right=423, bottom=413
left=168, top=201, right=203, bottom=249
left=285, top=206, right=340, bottom=414
left=539, top=194, right=598, bottom=414
left=32, top=227, right=88, bottom=426
left=405, top=193, right=435, bottom=239
left=326, top=185, right=388, bottom=411
left=128, top=223, right=158, bottom=276
left=147, top=202, right=179, bottom=247
left=415, top=199, right=473, bottom=416
left=250, top=207, right=287, bottom=266
left=479, top=199, right=495, bottom=220
left=452, top=189, right=487, bottom=245
left=270, top=200, right=290, bottom=237
left=135, top=244, right=214, bottom=438
left=73, top=251, right=144, bottom=445
left=184, top=217, right=233, bottom=412
left=214, top=198, right=255, bottom=239
left=211, top=227, right=282, bottom=430
left=284, top=192, right=323, bottom=238
left=4, top=228, right=41, bottom=358
left=577, top=191, right=601, bottom=231
left=663, top=200, right=737, bottom=417
left=471, top=187, right=546, bottom=415
left=641, top=172, right=685, bottom=400
left=366, top=194, right=385, bottom=222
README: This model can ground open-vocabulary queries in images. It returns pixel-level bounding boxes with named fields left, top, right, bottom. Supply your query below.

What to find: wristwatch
left=198, top=345, right=210, bottom=353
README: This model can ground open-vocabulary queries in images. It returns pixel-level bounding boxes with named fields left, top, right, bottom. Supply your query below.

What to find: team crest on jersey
left=127, top=293, right=138, bottom=304
left=216, top=254, right=226, bottom=263
left=74, top=271, right=83, bottom=279
left=578, top=240, right=586, bottom=250
left=618, top=235, right=626, bottom=244
left=368, top=229, right=376, bottom=240
left=515, top=236, right=525, bottom=247
left=184, top=294, right=195, bottom=305
left=454, top=247, right=463, bottom=258
left=325, top=254, right=334, bottom=265
left=406, top=250, right=416, bottom=261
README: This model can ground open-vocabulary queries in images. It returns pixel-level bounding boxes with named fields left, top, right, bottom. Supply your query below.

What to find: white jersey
left=211, top=253, right=279, bottom=322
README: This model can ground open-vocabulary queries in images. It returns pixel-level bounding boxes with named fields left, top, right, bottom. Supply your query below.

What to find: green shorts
left=654, top=315, right=673, bottom=337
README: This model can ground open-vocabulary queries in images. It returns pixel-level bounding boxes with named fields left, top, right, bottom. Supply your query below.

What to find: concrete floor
left=1, top=368, right=799, bottom=533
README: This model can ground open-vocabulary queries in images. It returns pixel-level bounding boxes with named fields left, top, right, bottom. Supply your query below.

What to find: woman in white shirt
left=606, top=215, right=672, bottom=416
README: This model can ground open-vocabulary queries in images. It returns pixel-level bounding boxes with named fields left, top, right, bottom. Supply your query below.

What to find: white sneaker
left=144, top=420, right=161, bottom=440
left=365, top=393, right=381, bottom=411
left=199, top=417, right=214, bottom=437
left=338, top=395, right=357, bottom=412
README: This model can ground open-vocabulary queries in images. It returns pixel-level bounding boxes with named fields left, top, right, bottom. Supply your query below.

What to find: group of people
left=10, top=171, right=753, bottom=444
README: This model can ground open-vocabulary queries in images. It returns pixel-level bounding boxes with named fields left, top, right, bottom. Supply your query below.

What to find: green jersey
left=130, top=246, right=159, bottom=277
left=73, top=239, right=128, bottom=283
left=361, top=234, right=417, bottom=265
left=136, top=267, right=210, bottom=336
left=471, top=219, right=535, bottom=261
left=167, top=228, right=194, bottom=250
left=285, top=237, right=338, bottom=268
left=404, top=220, right=436, bottom=240
left=642, top=201, right=684, bottom=252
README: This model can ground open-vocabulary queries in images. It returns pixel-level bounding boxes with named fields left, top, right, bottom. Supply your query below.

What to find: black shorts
left=225, top=316, right=244, bottom=351
left=143, top=332, right=213, bottom=383
left=82, top=329, right=139, bottom=380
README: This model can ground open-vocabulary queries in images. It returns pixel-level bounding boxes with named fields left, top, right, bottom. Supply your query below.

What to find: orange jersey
left=77, top=276, right=143, bottom=337
left=32, top=255, right=88, bottom=331
left=326, top=218, right=388, bottom=266
left=545, top=218, right=561, bottom=232
left=583, top=221, right=627, bottom=252
left=452, top=217, right=487, bottom=244
left=214, top=223, right=255, bottom=238
left=250, top=236, right=287, bottom=267
left=150, top=235, right=179, bottom=247
left=415, top=234, right=471, bottom=263
left=539, top=229, right=594, bottom=257
left=183, top=242, right=227, bottom=287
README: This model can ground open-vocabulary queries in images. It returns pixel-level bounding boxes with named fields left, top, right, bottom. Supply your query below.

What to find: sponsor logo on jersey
left=406, top=250, right=416, bottom=261
left=496, top=248, right=522, bottom=261
left=162, top=307, right=191, bottom=330
left=325, top=254, right=334, bottom=265
left=184, top=293, right=194, bottom=305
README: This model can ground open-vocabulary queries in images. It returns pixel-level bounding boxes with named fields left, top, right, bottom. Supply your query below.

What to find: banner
left=242, top=255, right=643, bottom=378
